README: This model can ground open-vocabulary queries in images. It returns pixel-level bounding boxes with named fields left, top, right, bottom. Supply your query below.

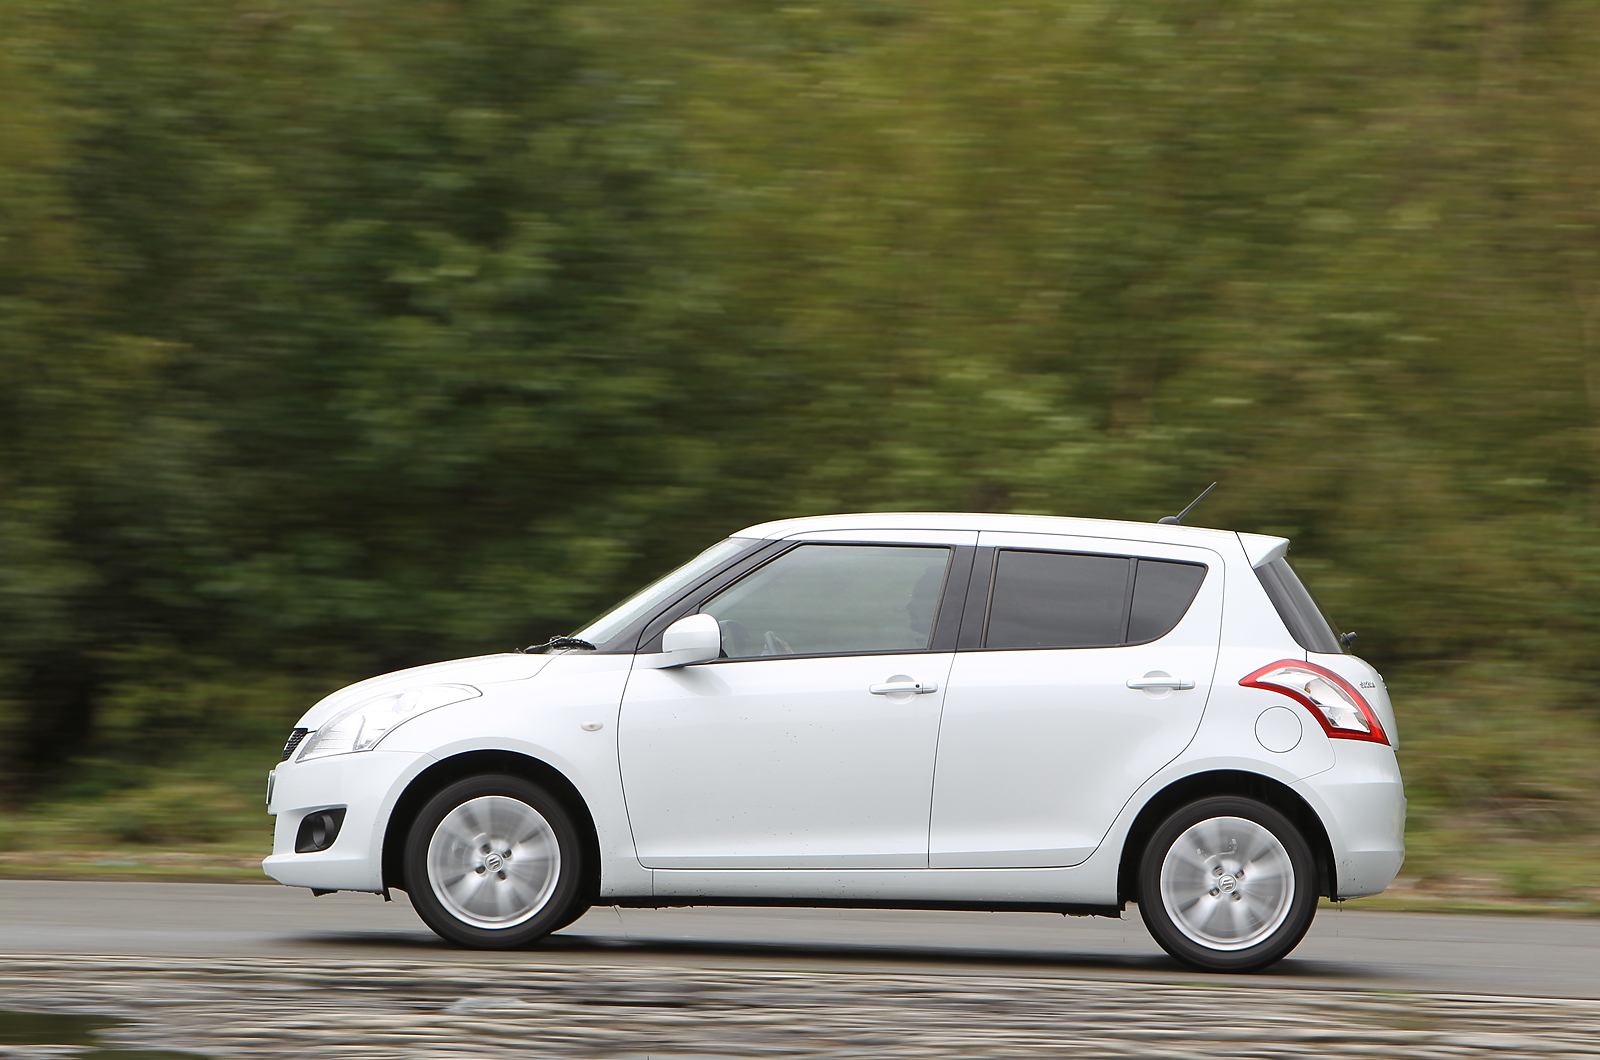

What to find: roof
left=733, top=511, right=1267, bottom=553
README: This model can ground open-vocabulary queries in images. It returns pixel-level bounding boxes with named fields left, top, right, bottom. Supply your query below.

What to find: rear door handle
left=1126, top=672, right=1194, bottom=691
left=869, top=681, right=939, bottom=695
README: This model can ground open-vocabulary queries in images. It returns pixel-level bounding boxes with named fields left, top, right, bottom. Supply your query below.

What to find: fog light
left=294, top=808, right=347, bottom=853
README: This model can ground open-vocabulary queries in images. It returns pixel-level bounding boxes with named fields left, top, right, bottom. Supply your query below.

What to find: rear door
left=929, top=533, right=1223, bottom=868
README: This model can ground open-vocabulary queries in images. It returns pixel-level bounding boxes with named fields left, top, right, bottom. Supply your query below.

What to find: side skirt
left=606, top=895, right=1123, bottom=918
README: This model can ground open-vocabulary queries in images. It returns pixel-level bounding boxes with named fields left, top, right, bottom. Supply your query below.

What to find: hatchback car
left=264, top=512, right=1404, bottom=972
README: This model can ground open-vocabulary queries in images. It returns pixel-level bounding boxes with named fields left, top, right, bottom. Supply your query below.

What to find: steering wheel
left=763, top=630, right=795, bottom=656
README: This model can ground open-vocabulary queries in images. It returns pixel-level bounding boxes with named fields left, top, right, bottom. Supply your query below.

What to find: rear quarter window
left=1254, top=557, right=1344, bottom=654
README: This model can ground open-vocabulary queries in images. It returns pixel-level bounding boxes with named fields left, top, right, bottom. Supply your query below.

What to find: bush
left=15, top=780, right=264, bottom=847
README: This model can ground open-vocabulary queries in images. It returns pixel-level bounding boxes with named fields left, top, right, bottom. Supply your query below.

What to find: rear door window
left=984, top=551, right=1131, bottom=649
left=982, top=549, right=1210, bottom=650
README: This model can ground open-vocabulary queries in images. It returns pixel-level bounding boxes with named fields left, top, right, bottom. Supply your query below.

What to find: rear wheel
left=403, top=774, right=587, bottom=949
left=1137, top=796, right=1318, bottom=973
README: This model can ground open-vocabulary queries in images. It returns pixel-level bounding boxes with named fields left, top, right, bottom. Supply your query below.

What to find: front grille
left=281, top=727, right=311, bottom=761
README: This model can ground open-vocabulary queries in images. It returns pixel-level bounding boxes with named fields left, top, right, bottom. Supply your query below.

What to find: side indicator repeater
left=1240, top=660, right=1390, bottom=746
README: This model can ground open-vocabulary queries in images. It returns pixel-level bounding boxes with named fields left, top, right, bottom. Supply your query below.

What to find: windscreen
left=572, top=537, right=760, bottom=649
left=1254, top=557, right=1344, bottom=654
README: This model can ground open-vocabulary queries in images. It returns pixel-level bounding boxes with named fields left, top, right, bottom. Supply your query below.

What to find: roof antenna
left=1158, top=482, right=1218, bottom=525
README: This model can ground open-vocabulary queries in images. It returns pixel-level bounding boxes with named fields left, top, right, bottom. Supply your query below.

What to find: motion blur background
left=0, top=0, right=1596, bottom=907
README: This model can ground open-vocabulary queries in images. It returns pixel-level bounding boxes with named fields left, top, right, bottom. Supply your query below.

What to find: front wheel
left=403, top=774, right=587, bottom=949
left=1137, top=796, right=1318, bottom=973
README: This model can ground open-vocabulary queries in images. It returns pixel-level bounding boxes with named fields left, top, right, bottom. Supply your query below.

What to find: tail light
left=1240, top=660, right=1390, bottom=745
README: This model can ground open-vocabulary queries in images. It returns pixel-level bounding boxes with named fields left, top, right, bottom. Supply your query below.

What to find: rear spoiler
left=1237, top=532, right=1289, bottom=569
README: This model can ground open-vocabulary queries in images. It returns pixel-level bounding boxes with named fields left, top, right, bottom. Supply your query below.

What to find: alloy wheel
left=426, top=795, right=561, bottom=930
left=1158, top=814, right=1295, bottom=951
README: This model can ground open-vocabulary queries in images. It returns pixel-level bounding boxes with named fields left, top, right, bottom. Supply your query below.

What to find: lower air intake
left=295, top=807, right=346, bottom=853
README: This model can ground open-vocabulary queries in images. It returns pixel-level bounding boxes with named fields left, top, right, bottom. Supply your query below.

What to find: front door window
left=703, top=544, right=950, bottom=658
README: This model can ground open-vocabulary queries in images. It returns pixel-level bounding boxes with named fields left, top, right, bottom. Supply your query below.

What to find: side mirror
left=642, top=613, right=722, bottom=669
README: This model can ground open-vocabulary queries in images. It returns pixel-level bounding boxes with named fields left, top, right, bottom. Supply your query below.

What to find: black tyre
left=403, top=774, right=587, bottom=949
left=544, top=884, right=595, bottom=935
left=1137, top=796, right=1318, bottom=973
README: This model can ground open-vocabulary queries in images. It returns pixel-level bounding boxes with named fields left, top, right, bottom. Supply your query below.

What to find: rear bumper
left=262, top=749, right=430, bottom=892
left=1294, top=741, right=1407, bottom=898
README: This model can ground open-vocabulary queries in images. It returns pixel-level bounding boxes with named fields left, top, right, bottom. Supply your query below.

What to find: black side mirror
left=1339, top=630, right=1358, bottom=650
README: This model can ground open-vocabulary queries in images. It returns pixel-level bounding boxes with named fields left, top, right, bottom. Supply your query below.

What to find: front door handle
left=869, top=680, right=939, bottom=695
left=1126, top=672, right=1195, bottom=691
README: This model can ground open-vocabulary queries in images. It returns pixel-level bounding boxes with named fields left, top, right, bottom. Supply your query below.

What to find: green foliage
left=61, top=781, right=257, bottom=845
left=2, top=0, right=1600, bottom=897
left=1398, top=667, right=1599, bottom=832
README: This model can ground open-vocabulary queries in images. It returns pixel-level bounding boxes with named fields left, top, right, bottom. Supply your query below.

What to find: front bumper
left=263, top=748, right=431, bottom=892
left=1294, top=740, right=1407, bottom=898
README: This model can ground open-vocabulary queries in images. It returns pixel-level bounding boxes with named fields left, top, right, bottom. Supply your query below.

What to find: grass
left=0, top=749, right=279, bottom=884
left=0, top=847, right=270, bottom=884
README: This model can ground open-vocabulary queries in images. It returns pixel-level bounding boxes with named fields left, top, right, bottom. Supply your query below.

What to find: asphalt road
left=1, top=880, right=1595, bottom=1000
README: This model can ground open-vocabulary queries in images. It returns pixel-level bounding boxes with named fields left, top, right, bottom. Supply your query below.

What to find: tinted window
left=702, top=544, right=951, bottom=659
left=1255, top=557, right=1343, bottom=654
left=985, top=551, right=1130, bottom=649
left=1127, top=559, right=1207, bottom=643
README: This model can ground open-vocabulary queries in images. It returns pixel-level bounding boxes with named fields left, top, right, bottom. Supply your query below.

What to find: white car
left=264, top=512, right=1404, bottom=972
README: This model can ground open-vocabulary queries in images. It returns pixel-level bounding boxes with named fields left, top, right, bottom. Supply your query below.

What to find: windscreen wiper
left=518, top=636, right=596, bottom=654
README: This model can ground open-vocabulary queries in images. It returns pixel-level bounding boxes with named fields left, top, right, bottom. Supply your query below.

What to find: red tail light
left=1240, top=660, right=1390, bottom=746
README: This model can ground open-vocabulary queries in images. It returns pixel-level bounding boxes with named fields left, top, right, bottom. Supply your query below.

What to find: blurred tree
left=0, top=0, right=756, bottom=790
left=2, top=0, right=1600, bottom=839
left=589, top=0, right=1600, bottom=682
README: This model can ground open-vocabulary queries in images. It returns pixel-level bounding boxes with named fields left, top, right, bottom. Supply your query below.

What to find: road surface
left=1, top=880, right=1595, bottom=999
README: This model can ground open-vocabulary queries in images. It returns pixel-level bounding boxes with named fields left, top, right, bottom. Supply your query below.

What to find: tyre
left=1137, top=796, right=1318, bottom=973
left=403, top=774, right=587, bottom=949
left=543, top=899, right=593, bottom=936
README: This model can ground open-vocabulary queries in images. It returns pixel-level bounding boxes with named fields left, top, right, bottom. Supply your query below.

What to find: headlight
left=296, top=683, right=481, bottom=761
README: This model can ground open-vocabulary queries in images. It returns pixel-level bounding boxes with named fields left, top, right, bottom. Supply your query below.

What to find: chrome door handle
left=869, top=681, right=939, bottom=695
left=1126, top=672, right=1194, bottom=691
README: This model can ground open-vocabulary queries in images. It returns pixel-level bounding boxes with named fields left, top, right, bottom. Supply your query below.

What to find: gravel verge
left=1, top=955, right=1599, bottom=1059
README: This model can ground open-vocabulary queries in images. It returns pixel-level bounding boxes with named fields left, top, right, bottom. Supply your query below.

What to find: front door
left=619, top=542, right=957, bottom=869
left=929, top=533, right=1223, bottom=868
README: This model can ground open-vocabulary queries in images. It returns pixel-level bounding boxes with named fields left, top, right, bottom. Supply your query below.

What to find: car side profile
left=263, top=512, right=1405, bottom=972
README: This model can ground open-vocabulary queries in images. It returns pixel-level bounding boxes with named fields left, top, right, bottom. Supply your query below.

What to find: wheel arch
left=1117, top=769, right=1336, bottom=906
left=381, top=749, right=600, bottom=901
